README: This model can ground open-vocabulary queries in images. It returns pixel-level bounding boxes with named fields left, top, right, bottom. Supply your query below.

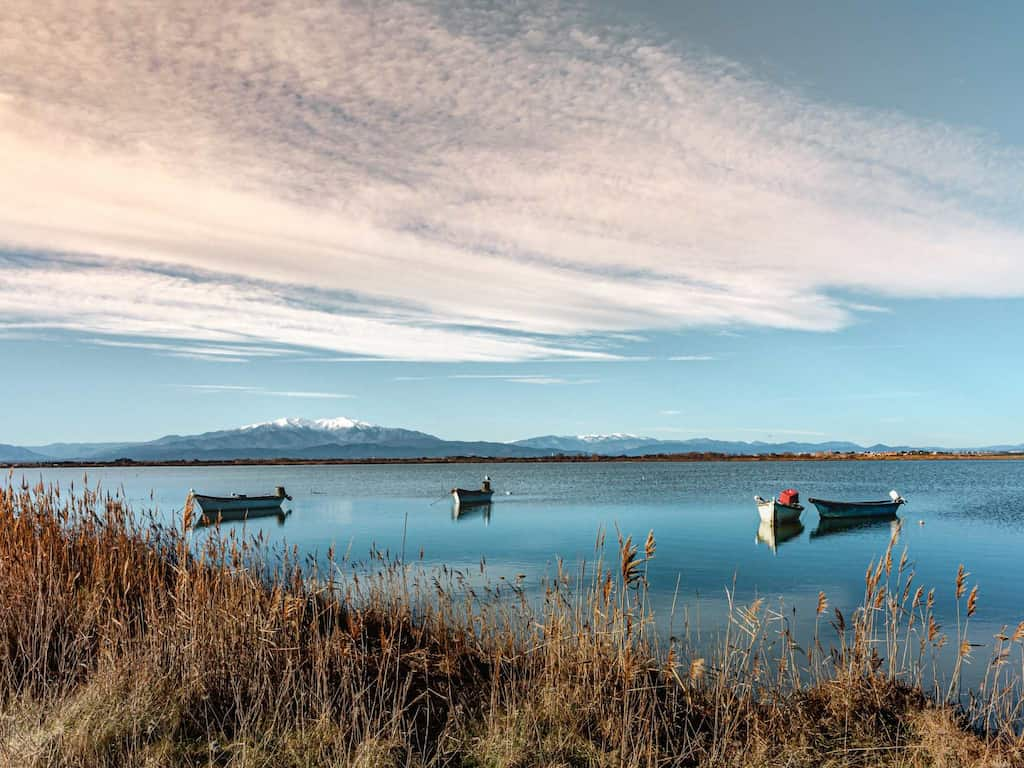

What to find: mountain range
left=1, top=417, right=1020, bottom=463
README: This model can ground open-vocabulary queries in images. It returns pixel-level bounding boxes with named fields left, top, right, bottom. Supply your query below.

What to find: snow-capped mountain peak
left=576, top=433, right=644, bottom=443
left=308, top=417, right=375, bottom=431
left=242, top=416, right=375, bottom=432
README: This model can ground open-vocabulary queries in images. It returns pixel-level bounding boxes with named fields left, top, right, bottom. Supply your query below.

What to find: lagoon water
left=15, top=459, right=1024, bottom=687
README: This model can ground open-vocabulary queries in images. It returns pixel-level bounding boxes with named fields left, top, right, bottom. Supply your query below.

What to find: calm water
left=15, top=460, right=1024, bottom=687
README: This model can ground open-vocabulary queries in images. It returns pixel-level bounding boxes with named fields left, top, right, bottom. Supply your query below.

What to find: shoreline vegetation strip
left=4, top=451, right=1024, bottom=470
left=2, top=482, right=1024, bottom=766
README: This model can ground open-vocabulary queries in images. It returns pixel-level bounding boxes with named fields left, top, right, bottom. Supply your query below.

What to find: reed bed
left=2, top=480, right=1023, bottom=767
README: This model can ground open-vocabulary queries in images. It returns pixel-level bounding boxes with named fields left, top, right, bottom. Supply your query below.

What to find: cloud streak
left=1, top=0, right=1023, bottom=360
left=178, top=384, right=353, bottom=399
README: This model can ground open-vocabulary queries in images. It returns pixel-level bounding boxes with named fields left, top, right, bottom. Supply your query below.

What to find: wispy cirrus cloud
left=448, top=374, right=598, bottom=385
left=89, top=338, right=295, bottom=363
left=0, top=255, right=602, bottom=362
left=178, top=384, right=353, bottom=399
left=1, top=0, right=1023, bottom=361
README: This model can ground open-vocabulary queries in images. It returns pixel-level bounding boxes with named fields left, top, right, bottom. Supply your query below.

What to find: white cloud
left=89, top=338, right=293, bottom=362
left=0, top=258, right=604, bottom=361
left=264, top=390, right=355, bottom=399
left=181, top=385, right=259, bottom=392
left=1, top=0, right=1023, bottom=360
left=178, top=384, right=353, bottom=399
left=448, top=373, right=596, bottom=385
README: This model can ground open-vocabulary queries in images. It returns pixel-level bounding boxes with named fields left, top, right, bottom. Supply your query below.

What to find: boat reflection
left=810, top=514, right=899, bottom=540
left=195, top=507, right=292, bottom=528
left=452, top=501, right=492, bottom=525
left=755, top=519, right=804, bottom=553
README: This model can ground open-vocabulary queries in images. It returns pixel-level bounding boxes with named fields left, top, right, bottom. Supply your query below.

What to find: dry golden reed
left=1, top=481, right=1023, bottom=768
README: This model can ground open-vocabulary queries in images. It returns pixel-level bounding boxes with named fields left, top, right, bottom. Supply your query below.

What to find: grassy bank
left=2, top=482, right=1023, bottom=767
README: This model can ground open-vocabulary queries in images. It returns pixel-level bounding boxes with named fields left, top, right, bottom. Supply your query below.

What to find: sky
left=1, top=0, right=1022, bottom=447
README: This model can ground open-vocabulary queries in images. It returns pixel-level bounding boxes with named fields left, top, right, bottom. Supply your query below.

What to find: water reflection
left=452, top=501, right=492, bottom=525
left=755, top=519, right=804, bottom=553
left=810, top=514, right=899, bottom=540
left=195, top=507, right=292, bottom=528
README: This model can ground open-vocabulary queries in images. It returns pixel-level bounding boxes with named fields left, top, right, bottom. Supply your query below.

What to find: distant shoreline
left=5, top=451, right=1024, bottom=470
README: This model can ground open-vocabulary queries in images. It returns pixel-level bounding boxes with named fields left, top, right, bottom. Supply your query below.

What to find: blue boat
left=807, top=490, right=906, bottom=519
left=190, top=485, right=291, bottom=514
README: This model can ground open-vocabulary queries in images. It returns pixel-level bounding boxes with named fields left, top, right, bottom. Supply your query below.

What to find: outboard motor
left=481, top=476, right=492, bottom=493
left=276, top=485, right=293, bottom=501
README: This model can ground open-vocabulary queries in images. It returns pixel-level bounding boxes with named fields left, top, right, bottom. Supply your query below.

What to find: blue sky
left=1, top=1, right=1022, bottom=447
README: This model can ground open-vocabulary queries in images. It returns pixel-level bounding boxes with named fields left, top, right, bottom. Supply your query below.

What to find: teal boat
left=190, top=486, right=291, bottom=514
left=807, top=490, right=906, bottom=519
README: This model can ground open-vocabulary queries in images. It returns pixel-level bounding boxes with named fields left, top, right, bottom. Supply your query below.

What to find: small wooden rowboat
left=807, top=490, right=905, bottom=519
left=190, top=486, right=292, bottom=514
left=755, top=489, right=803, bottom=524
left=755, top=496, right=803, bottom=524
left=451, top=488, right=494, bottom=506
left=452, top=476, right=494, bottom=507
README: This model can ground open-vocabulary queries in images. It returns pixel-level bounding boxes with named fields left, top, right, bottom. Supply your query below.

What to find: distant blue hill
left=514, top=434, right=928, bottom=456
left=3, top=416, right=1018, bottom=463
left=0, top=444, right=50, bottom=463
left=18, top=418, right=560, bottom=462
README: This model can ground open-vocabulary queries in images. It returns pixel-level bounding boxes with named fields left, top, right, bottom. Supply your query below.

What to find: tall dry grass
left=1, top=480, right=1023, bottom=767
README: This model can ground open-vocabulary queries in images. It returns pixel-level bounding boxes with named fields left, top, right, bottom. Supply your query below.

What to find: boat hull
left=808, top=498, right=904, bottom=519
left=192, top=494, right=285, bottom=513
left=756, top=499, right=803, bottom=523
left=452, top=488, right=494, bottom=506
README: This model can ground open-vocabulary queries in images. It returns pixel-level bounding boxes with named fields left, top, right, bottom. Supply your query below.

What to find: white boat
left=754, top=493, right=803, bottom=524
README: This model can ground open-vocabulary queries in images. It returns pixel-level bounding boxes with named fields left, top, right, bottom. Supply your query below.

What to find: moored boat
left=754, top=488, right=803, bottom=523
left=452, top=476, right=494, bottom=507
left=189, top=486, right=292, bottom=514
left=807, top=490, right=906, bottom=519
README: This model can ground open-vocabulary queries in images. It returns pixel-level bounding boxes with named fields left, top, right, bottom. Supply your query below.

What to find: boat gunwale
left=192, top=493, right=284, bottom=504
